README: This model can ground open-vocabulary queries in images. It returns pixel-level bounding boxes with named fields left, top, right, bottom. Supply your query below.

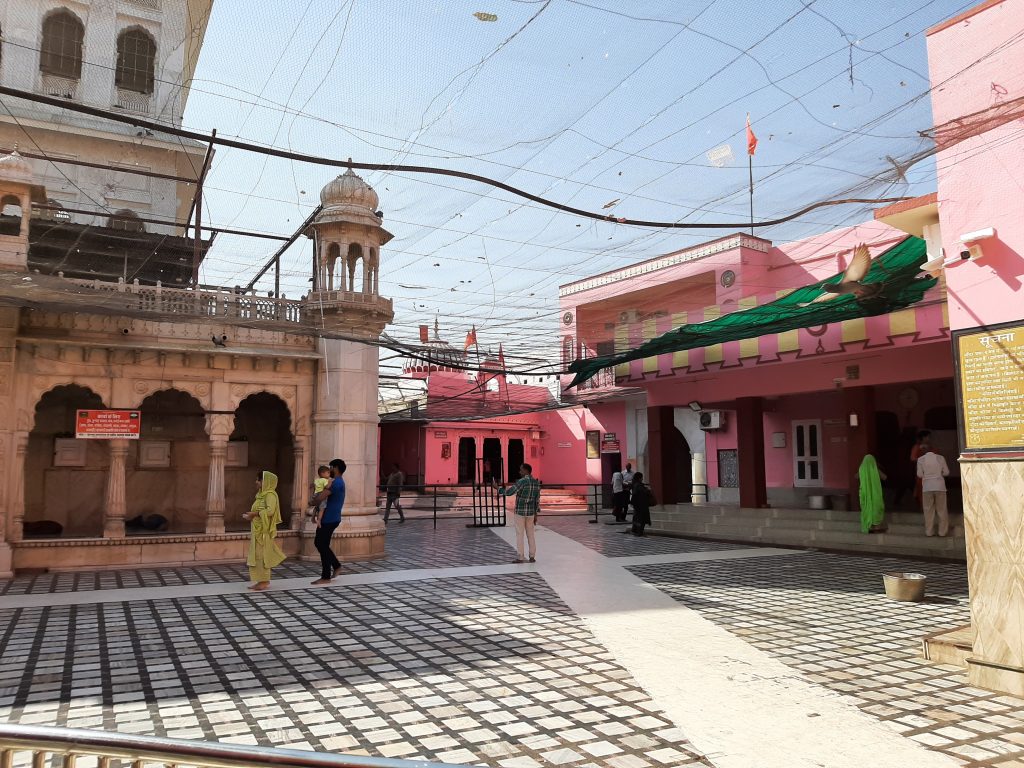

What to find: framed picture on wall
left=441, top=442, right=451, bottom=459
left=586, top=430, right=600, bottom=459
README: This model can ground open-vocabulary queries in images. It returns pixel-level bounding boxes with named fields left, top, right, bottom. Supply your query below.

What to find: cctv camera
left=121, top=328, right=130, bottom=335
left=960, top=250, right=971, bottom=260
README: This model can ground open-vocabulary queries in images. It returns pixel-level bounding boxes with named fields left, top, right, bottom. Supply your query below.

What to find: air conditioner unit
left=619, top=310, right=639, bottom=323
left=699, top=410, right=726, bottom=430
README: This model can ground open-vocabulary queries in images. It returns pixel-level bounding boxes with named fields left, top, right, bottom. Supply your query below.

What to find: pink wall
left=379, top=423, right=423, bottom=483
left=928, top=0, right=1024, bottom=330
left=535, top=401, right=628, bottom=486
left=644, top=340, right=952, bottom=406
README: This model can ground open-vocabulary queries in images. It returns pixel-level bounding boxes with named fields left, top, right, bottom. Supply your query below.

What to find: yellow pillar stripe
left=703, top=306, right=722, bottom=364
left=889, top=307, right=917, bottom=337
left=841, top=317, right=867, bottom=344
left=941, top=299, right=949, bottom=329
left=670, top=312, right=689, bottom=369
left=738, top=297, right=759, bottom=359
left=615, top=322, right=630, bottom=377
left=776, top=290, right=799, bottom=353
left=642, top=318, right=659, bottom=373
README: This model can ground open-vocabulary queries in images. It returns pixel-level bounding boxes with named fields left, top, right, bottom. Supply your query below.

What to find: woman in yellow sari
left=243, top=470, right=286, bottom=591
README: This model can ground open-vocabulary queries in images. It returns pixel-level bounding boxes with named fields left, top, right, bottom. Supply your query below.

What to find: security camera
left=121, top=328, right=130, bottom=335
left=960, top=250, right=971, bottom=261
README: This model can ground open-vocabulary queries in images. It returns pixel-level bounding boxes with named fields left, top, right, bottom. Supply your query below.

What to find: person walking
left=857, top=455, right=888, bottom=534
left=311, top=458, right=346, bottom=585
left=910, top=430, right=931, bottom=509
left=622, top=462, right=635, bottom=518
left=494, top=463, right=541, bottom=563
left=917, top=442, right=951, bottom=537
left=610, top=468, right=627, bottom=523
left=384, top=462, right=406, bottom=524
left=627, top=472, right=655, bottom=536
left=243, top=470, right=286, bottom=591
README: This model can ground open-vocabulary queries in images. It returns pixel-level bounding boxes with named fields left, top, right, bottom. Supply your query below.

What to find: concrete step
left=923, top=625, right=974, bottom=668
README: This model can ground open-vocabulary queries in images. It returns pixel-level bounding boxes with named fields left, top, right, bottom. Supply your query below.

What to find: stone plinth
left=962, top=458, right=1024, bottom=696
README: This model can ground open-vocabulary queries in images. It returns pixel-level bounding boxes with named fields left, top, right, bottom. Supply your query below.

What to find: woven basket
left=883, top=572, right=927, bottom=602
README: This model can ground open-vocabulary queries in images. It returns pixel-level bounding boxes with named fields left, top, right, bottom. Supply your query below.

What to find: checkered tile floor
left=538, top=517, right=746, bottom=558
left=631, top=553, right=1024, bottom=768
left=0, top=520, right=518, bottom=595
left=0, top=573, right=709, bottom=768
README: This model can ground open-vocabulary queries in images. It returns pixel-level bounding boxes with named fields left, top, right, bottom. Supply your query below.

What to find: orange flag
left=746, top=114, right=758, bottom=156
left=464, top=325, right=478, bottom=351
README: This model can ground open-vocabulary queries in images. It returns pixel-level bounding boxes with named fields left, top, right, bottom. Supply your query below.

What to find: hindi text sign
left=76, top=410, right=141, bottom=440
left=955, top=324, right=1024, bottom=451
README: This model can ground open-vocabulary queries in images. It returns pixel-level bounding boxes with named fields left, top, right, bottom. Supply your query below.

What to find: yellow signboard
left=956, top=323, right=1024, bottom=451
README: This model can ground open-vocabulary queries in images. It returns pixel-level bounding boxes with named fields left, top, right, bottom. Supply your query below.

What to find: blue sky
left=184, top=0, right=973, bottom=379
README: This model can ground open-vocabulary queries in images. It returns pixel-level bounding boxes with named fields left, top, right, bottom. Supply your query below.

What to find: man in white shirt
left=916, top=442, right=951, bottom=537
left=621, top=463, right=635, bottom=517
left=611, top=469, right=627, bottom=523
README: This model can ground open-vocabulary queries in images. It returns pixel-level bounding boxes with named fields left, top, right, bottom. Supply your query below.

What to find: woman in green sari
left=857, top=455, right=888, bottom=534
left=243, top=470, right=287, bottom=591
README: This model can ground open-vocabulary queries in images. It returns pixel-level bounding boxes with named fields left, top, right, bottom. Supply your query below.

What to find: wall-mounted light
left=849, top=413, right=859, bottom=428
left=688, top=401, right=702, bottom=412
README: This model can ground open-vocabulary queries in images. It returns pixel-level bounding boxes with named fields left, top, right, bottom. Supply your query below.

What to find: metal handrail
left=0, top=724, right=469, bottom=768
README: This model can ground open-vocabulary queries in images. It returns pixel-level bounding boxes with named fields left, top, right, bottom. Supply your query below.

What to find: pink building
left=379, top=329, right=633, bottom=490
left=560, top=226, right=955, bottom=511
left=557, top=0, right=1024, bottom=696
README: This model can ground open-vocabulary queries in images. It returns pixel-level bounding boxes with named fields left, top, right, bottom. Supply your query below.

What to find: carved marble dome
left=320, top=167, right=379, bottom=212
left=0, top=149, right=34, bottom=184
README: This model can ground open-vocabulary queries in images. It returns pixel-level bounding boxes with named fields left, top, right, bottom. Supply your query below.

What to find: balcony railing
left=0, top=723, right=469, bottom=768
left=574, top=366, right=617, bottom=391
left=64, top=277, right=305, bottom=325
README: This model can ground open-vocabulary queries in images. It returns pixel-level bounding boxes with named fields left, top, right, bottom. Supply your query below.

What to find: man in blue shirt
left=312, top=458, right=346, bottom=584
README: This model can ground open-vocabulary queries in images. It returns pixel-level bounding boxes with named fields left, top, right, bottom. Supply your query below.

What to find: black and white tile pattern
left=631, top=553, right=1024, bottom=768
left=0, top=573, right=709, bottom=768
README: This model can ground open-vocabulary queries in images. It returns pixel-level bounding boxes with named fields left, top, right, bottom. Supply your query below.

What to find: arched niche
left=25, top=384, right=107, bottom=538
left=227, top=392, right=295, bottom=530
left=127, top=389, right=209, bottom=533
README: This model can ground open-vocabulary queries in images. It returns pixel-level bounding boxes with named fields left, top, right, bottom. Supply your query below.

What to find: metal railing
left=0, top=723, right=468, bottom=768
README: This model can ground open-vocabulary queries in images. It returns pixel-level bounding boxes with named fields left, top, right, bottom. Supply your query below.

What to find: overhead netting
left=567, top=237, right=935, bottom=388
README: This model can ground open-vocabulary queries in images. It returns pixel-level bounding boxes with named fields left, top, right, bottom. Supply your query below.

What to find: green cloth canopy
left=567, top=236, right=935, bottom=388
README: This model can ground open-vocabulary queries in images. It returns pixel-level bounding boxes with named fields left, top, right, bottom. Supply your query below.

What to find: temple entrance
left=663, top=427, right=692, bottom=505
left=482, top=437, right=502, bottom=483
left=25, top=384, right=107, bottom=538
left=457, top=437, right=476, bottom=484
left=131, top=389, right=209, bottom=533
left=600, top=452, right=621, bottom=509
left=508, top=439, right=525, bottom=477
left=231, top=393, right=294, bottom=529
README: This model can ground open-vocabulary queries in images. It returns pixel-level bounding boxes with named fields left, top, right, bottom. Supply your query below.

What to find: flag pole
left=748, top=153, right=754, bottom=236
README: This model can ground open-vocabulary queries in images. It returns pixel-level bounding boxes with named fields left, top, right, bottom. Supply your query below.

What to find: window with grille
left=40, top=10, right=84, bottom=79
left=115, top=28, right=156, bottom=94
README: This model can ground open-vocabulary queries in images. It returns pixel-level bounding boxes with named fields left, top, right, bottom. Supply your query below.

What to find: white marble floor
left=0, top=519, right=1002, bottom=768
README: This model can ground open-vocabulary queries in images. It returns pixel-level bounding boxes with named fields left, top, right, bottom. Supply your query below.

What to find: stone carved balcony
left=306, top=289, right=394, bottom=337
left=114, top=89, right=152, bottom=115
left=64, top=277, right=305, bottom=325
left=39, top=75, right=79, bottom=101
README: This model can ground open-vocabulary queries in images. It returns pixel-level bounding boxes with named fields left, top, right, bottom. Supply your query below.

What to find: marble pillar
left=291, top=435, right=309, bottom=531
left=205, top=435, right=227, bottom=535
left=691, top=452, right=708, bottom=505
left=312, top=337, right=384, bottom=560
left=963, top=458, right=1024, bottom=696
left=9, top=431, right=28, bottom=544
left=104, top=439, right=129, bottom=538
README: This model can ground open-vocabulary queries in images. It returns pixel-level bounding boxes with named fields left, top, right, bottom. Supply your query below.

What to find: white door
left=793, top=420, right=823, bottom=487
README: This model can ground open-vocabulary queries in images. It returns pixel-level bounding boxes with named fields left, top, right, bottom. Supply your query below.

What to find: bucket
left=883, top=572, right=927, bottom=602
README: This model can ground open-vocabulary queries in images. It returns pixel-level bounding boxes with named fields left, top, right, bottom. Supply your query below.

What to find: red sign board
left=75, top=410, right=141, bottom=440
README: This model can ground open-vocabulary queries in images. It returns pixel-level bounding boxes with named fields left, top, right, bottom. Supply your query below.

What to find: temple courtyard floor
left=0, top=517, right=1022, bottom=768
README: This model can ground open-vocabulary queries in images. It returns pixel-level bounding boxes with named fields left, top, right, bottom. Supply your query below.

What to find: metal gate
left=468, top=456, right=506, bottom=527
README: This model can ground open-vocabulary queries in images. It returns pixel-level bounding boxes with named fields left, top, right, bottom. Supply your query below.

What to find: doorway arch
left=231, top=392, right=294, bottom=529
left=131, top=389, right=208, bottom=533
left=25, top=384, right=107, bottom=538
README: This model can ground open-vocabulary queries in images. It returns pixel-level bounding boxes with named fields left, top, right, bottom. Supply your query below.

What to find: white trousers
left=922, top=491, right=949, bottom=537
left=514, top=514, right=536, bottom=559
